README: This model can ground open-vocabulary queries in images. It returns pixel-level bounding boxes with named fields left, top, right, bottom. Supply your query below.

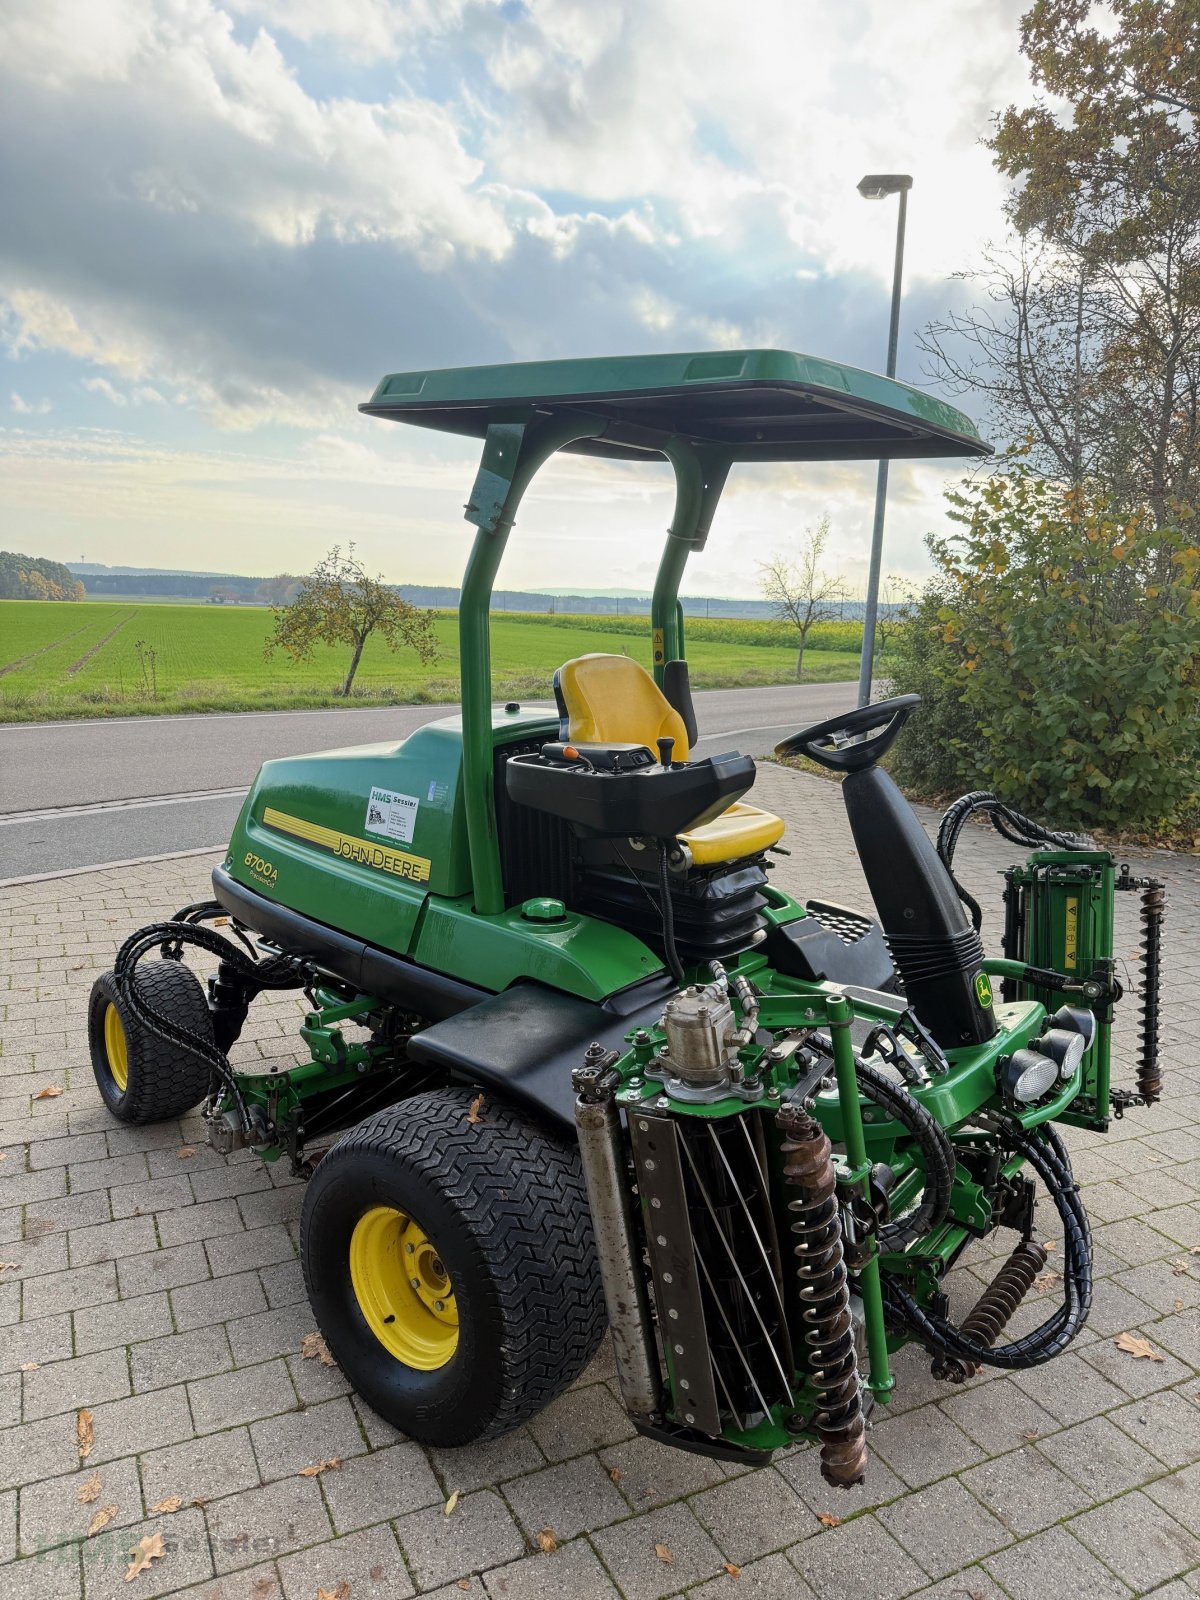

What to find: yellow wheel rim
left=349, top=1205, right=458, bottom=1370
left=104, top=1003, right=129, bottom=1094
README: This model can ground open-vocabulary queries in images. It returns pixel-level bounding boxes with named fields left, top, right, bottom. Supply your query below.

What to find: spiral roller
left=931, top=1238, right=1048, bottom=1383
left=1136, top=879, right=1164, bottom=1105
left=777, top=1101, right=867, bottom=1487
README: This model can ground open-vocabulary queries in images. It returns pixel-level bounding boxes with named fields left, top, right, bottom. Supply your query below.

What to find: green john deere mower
left=88, top=350, right=1165, bottom=1485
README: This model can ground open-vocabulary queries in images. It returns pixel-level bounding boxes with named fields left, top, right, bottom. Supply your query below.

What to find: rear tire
left=88, top=963, right=214, bottom=1124
left=300, top=1088, right=606, bottom=1446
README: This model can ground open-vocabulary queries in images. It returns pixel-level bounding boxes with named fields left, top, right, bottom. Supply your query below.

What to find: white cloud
left=82, top=375, right=129, bottom=406
left=10, top=391, right=52, bottom=415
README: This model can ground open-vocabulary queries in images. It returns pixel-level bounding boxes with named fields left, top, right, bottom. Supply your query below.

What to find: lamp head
left=857, top=173, right=913, bottom=200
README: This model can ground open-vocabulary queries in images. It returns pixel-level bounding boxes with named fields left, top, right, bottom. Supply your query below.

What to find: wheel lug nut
left=405, top=1243, right=415, bottom=1254
left=410, top=1277, right=420, bottom=1288
left=434, top=1300, right=445, bottom=1312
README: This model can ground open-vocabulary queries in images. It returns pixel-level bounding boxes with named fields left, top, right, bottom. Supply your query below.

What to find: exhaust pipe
left=573, top=1048, right=660, bottom=1419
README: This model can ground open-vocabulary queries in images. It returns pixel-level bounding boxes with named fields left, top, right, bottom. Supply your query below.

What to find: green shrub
left=887, top=465, right=1200, bottom=833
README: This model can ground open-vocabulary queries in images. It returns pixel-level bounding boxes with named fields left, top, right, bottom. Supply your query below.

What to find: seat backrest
left=553, top=654, right=690, bottom=761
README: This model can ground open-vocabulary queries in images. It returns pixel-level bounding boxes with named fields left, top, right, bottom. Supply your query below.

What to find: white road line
left=1, top=787, right=249, bottom=824
left=693, top=721, right=807, bottom=743
left=1, top=844, right=226, bottom=887
left=0, top=701, right=556, bottom=732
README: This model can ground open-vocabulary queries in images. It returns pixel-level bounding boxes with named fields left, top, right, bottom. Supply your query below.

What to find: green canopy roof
left=361, top=348, right=989, bottom=463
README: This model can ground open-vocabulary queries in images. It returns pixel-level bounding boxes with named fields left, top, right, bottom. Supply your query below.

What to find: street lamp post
left=856, top=172, right=911, bottom=708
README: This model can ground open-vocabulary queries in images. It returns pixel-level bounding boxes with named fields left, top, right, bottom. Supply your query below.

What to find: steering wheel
left=774, top=694, right=921, bottom=773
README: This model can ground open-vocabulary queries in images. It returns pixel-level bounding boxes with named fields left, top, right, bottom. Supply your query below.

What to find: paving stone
left=258, top=1258, right=306, bottom=1311
left=189, top=1163, right=275, bottom=1206
left=1080, top=1330, right=1194, bottom=1397
left=0, top=1487, right=13, bottom=1564
left=86, top=1386, right=194, bottom=1466
left=1009, top=1349, right=1129, bottom=1424
left=525, top=1382, right=635, bottom=1463
left=22, top=1346, right=131, bottom=1421
left=984, top=1523, right=1134, bottom=1600
left=18, top=1455, right=143, bottom=1555
left=171, top=1270, right=268, bottom=1332
left=168, top=1561, right=283, bottom=1599
left=204, top=1224, right=295, bottom=1280
left=778, top=1442, right=907, bottom=1517
left=876, top=1476, right=1012, bottom=1581
left=937, top=1375, right=1061, bottom=1455
left=395, top=1488, right=525, bottom=1589
left=2, top=1544, right=82, bottom=1599
left=688, top=1466, right=815, bottom=1564
left=1069, top=1489, right=1200, bottom=1591
left=22, top=1260, right=117, bottom=1320
left=277, top=1522, right=413, bottom=1600
left=592, top=1502, right=725, bottom=1600
left=139, top=1426, right=262, bottom=1507
left=960, top=1443, right=1092, bottom=1536
left=0, top=1412, right=79, bottom=1493
left=0, top=1311, right=72, bottom=1373
left=0, top=1228, right=69, bottom=1282
left=69, top=1153, right=149, bottom=1194
left=108, top=1175, right=194, bottom=1221
left=319, top=1440, right=441, bottom=1533
left=788, top=1513, right=927, bottom=1600
left=82, top=1505, right=213, bottom=1599
left=67, top=1216, right=158, bottom=1269
left=155, top=1198, right=241, bottom=1247
left=429, top=1428, right=546, bottom=1494
left=222, top=1300, right=309, bottom=1363
left=207, top=1475, right=332, bottom=1574
left=130, top=1325, right=234, bottom=1394
left=502, top=1452, right=628, bottom=1541
left=1144, top=1462, right=1200, bottom=1537
left=248, top=1396, right=367, bottom=1481
left=188, top=1359, right=297, bottom=1434
left=866, top=1403, right=985, bottom=1489
left=483, top=1535, right=621, bottom=1599
left=600, top=1433, right=726, bottom=1509
left=73, top=1292, right=173, bottom=1355
left=116, top=1240, right=211, bottom=1299
left=1037, top=1413, right=1168, bottom=1498
left=906, top=1571, right=1007, bottom=1600
left=1109, top=1384, right=1200, bottom=1468
left=688, top=1551, right=817, bottom=1599
left=284, top=1348, right=352, bottom=1405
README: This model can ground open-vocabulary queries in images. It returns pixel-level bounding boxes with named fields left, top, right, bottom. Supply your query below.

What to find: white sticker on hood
left=364, top=786, right=418, bottom=844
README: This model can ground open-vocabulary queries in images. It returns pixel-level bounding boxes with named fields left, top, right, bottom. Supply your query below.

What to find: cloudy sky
left=0, top=0, right=1032, bottom=596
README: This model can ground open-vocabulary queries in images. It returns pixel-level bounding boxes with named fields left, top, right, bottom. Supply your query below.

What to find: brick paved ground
left=1, top=761, right=1198, bottom=1600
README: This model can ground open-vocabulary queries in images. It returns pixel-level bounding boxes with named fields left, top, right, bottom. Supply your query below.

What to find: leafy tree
left=923, top=1, right=1200, bottom=527
left=256, top=573, right=302, bottom=606
left=0, top=550, right=81, bottom=600
left=266, top=545, right=437, bottom=697
left=887, top=460, right=1200, bottom=832
left=758, top=519, right=846, bottom=680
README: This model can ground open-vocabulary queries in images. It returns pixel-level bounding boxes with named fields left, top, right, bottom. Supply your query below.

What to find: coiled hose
left=854, top=1058, right=955, bottom=1253
left=113, top=920, right=306, bottom=1134
left=936, top=791, right=1084, bottom=931
left=884, top=1120, right=1093, bottom=1369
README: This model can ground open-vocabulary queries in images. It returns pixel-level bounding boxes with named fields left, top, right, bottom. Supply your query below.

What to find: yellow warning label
left=652, top=627, right=665, bottom=664
left=1063, top=896, right=1079, bottom=970
left=263, top=807, right=431, bottom=884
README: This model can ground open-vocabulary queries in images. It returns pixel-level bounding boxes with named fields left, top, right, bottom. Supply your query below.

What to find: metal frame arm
left=650, top=441, right=732, bottom=686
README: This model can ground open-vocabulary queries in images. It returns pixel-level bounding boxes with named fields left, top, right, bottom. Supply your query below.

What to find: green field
left=0, top=600, right=861, bottom=722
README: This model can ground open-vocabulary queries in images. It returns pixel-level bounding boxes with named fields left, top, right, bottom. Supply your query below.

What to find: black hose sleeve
left=657, top=846, right=687, bottom=988
left=883, top=1121, right=1092, bottom=1368
left=855, top=1059, right=955, bottom=1252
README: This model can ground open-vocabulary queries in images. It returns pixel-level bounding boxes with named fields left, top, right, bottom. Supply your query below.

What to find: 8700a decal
left=244, top=852, right=278, bottom=887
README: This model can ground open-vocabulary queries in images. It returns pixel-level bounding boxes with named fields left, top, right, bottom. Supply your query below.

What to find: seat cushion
left=681, top=801, right=785, bottom=866
left=555, top=654, right=691, bottom=759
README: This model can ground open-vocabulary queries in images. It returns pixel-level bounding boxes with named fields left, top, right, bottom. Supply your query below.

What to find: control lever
left=656, top=736, right=676, bottom=768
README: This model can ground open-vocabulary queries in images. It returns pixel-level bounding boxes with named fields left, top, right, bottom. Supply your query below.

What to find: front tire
left=300, top=1088, right=606, bottom=1446
left=87, top=963, right=214, bottom=1123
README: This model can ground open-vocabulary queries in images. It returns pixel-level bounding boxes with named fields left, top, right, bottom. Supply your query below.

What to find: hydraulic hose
left=656, top=845, right=687, bottom=988
left=936, top=792, right=1084, bottom=931
left=113, top=920, right=306, bottom=1134
left=884, top=1119, right=1093, bottom=1369
left=854, top=1058, right=955, bottom=1253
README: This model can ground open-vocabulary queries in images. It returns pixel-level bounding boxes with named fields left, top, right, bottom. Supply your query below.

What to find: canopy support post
left=650, top=442, right=732, bottom=688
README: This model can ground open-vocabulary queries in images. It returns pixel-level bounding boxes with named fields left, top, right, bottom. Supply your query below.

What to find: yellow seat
left=553, top=654, right=785, bottom=865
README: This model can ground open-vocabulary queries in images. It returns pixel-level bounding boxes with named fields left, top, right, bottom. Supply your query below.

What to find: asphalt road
left=0, top=681, right=857, bottom=879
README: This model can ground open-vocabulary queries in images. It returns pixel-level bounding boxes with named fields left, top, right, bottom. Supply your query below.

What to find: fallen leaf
left=654, top=1544, right=675, bottom=1565
left=176, top=1147, right=196, bottom=1159
left=1115, top=1331, right=1165, bottom=1362
left=444, top=1490, right=460, bottom=1517
left=1176, top=1299, right=1187, bottom=1313
left=535, top=1528, right=557, bottom=1553
left=723, top=1563, right=741, bottom=1578
left=456, top=1584, right=472, bottom=1594
left=20, top=1362, right=39, bottom=1372
left=1189, top=1247, right=1200, bottom=1257
left=87, top=1505, right=118, bottom=1537
left=77, top=1473, right=102, bottom=1504
left=0, top=1150, right=6, bottom=1160
left=298, top=1458, right=341, bottom=1478
left=1041, top=1240, right=1057, bottom=1253
left=608, top=1466, right=620, bottom=1484
left=1033, top=1272, right=1061, bottom=1292
left=1171, top=1260, right=1193, bottom=1276
left=34, top=1087, right=63, bottom=1100
left=0, top=1263, right=19, bottom=1274
left=316, top=1586, right=350, bottom=1600
left=77, top=1408, right=94, bottom=1461
left=124, top=1531, right=165, bottom=1581
left=150, top=1497, right=183, bottom=1514
left=816, top=1512, right=842, bottom=1528
left=1021, top=1428, right=1041, bottom=1443
left=467, top=1093, right=485, bottom=1125
left=191, top=1498, right=208, bottom=1509
left=300, top=1331, right=336, bottom=1367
